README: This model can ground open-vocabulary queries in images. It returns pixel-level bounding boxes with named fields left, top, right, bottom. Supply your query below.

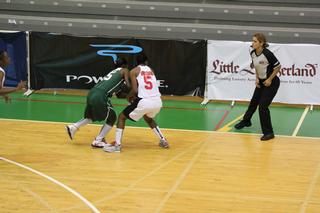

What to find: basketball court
left=1, top=92, right=319, bottom=212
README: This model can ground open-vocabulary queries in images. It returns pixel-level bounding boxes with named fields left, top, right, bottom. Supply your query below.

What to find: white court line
left=292, top=106, right=309, bottom=137
left=62, top=141, right=203, bottom=211
left=1, top=118, right=319, bottom=140
left=300, top=160, right=320, bottom=213
left=0, top=172, right=54, bottom=211
left=0, top=157, right=100, bottom=213
left=21, top=186, right=54, bottom=211
left=155, top=141, right=207, bottom=213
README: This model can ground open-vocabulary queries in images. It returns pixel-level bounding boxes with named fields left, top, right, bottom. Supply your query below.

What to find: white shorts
left=123, top=96, right=162, bottom=122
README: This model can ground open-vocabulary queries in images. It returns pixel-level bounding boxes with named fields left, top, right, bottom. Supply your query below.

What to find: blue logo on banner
left=90, top=44, right=142, bottom=62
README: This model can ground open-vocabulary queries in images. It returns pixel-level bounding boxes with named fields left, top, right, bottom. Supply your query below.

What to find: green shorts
left=84, top=88, right=113, bottom=122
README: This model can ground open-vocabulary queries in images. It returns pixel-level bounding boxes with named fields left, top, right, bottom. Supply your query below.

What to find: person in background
left=0, top=50, right=26, bottom=102
left=234, top=33, right=281, bottom=141
left=66, top=58, right=130, bottom=148
left=104, top=54, right=169, bottom=153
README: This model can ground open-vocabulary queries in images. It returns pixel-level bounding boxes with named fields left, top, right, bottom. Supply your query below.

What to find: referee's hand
left=263, top=79, right=272, bottom=87
left=255, top=79, right=260, bottom=88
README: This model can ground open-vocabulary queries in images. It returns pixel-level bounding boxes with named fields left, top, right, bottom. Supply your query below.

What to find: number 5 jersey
left=136, top=65, right=161, bottom=98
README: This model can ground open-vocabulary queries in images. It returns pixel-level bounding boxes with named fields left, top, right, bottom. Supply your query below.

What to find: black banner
left=30, top=32, right=206, bottom=95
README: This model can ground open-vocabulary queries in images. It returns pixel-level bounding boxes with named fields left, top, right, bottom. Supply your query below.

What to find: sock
left=96, top=124, right=112, bottom=141
left=115, top=128, right=123, bottom=146
left=74, top=118, right=92, bottom=129
left=152, top=126, right=165, bottom=140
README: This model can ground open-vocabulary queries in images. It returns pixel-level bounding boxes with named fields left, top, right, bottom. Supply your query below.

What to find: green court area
left=1, top=92, right=319, bottom=139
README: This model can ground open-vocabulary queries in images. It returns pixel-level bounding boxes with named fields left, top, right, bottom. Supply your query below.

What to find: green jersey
left=93, top=67, right=124, bottom=96
left=85, top=67, right=124, bottom=121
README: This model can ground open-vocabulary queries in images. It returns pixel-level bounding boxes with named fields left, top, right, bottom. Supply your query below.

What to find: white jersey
left=0, top=66, right=5, bottom=87
left=136, top=65, right=161, bottom=98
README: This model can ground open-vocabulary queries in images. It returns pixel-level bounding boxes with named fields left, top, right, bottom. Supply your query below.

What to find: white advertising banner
left=206, top=40, right=320, bottom=105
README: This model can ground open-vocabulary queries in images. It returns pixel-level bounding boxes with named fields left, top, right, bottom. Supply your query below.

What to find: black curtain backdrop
left=30, top=32, right=206, bottom=95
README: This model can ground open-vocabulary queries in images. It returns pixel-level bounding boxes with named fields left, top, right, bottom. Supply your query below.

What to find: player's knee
left=118, top=112, right=127, bottom=121
left=106, top=110, right=117, bottom=126
left=143, top=115, right=153, bottom=124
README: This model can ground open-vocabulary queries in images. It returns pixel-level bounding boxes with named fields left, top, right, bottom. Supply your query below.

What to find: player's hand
left=127, top=94, right=136, bottom=103
left=16, top=81, right=26, bottom=90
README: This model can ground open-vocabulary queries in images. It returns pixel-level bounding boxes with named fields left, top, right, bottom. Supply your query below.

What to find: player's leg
left=143, top=97, right=169, bottom=148
left=66, top=104, right=92, bottom=140
left=103, top=112, right=126, bottom=153
left=104, top=98, right=142, bottom=153
left=143, top=115, right=169, bottom=148
left=92, top=106, right=117, bottom=148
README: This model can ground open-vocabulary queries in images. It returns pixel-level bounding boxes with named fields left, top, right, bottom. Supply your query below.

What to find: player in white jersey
left=104, top=54, right=169, bottom=153
left=0, top=50, right=25, bottom=102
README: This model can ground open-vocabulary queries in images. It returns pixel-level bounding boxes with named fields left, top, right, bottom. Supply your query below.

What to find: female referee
left=234, top=33, right=281, bottom=141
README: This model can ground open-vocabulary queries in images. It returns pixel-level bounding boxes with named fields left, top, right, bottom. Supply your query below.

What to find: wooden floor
left=1, top=119, right=320, bottom=213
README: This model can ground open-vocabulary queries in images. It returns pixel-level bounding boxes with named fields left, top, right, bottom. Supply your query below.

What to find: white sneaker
left=91, top=138, right=107, bottom=148
left=104, top=141, right=116, bottom=148
left=159, top=139, right=169, bottom=148
left=103, top=144, right=121, bottom=153
left=66, top=124, right=78, bottom=140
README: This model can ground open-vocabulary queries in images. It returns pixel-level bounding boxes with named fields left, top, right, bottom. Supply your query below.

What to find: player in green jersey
left=66, top=58, right=130, bottom=148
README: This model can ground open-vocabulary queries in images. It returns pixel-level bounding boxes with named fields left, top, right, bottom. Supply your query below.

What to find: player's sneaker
left=66, top=124, right=78, bottom=140
left=91, top=138, right=107, bottom=148
left=103, top=144, right=121, bottom=153
left=101, top=141, right=116, bottom=148
left=159, top=139, right=169, bottom=148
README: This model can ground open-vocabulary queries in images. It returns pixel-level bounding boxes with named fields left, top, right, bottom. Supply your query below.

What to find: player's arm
left=0, top=75, right=25, bottom=95
left=0, top=73, right=21, bottom=103
left=127, top=67, right=139, bottom=102
left=121, top=68, right=130, bottom=88
left=0, top=72, right=5, bottom=95
left=115, top=68, right=131, bottom=99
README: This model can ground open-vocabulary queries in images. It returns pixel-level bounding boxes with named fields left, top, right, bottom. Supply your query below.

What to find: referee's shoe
left=260, top=133, right=275, bottom=141
left=234, top=120, right=252, bottom=129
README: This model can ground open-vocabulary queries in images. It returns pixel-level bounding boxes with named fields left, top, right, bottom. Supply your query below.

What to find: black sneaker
left=260, top=134, right=275, bottom=141
left=234, top=120, right=252, bottom=129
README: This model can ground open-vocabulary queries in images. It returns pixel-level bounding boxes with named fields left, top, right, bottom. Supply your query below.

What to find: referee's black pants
left=243, top=76, right=280, bottom=135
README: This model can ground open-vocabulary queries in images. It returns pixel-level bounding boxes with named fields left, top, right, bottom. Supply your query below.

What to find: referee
left=235, top=33, right=281, bottom=141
